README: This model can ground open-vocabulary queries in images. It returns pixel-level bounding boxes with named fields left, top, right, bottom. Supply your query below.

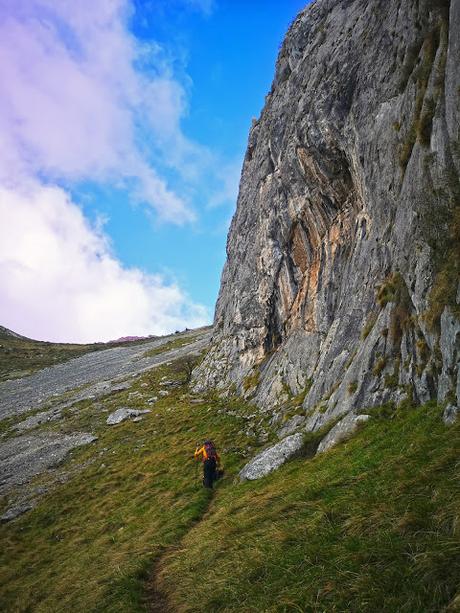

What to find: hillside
left=1, top=0, right=460, bottom=610
left=0, top=336, right=458, bottom=611
left=0, top=325, right=159, bottom=383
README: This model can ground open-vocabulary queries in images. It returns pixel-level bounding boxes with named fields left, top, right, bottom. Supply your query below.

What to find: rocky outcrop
left=194, top=0, right=460, bottom=430
left=443, top=403, right=459, bottom=425
left=239, top=433, right=304, bottom=481
left=0, top=432, right=97, bottom=497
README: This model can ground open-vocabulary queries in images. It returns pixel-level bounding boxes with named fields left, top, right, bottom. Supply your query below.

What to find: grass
left=242, top=369, right=261, bottom=393
left=0, top=357, right=256, bottom=612
left=157, top=403, right=460, bottom=613
left=1, top=353, right=459, bottom=612
left=141, top=334, right=197, bottom=359
left=0, top=334, right=103, bottom=382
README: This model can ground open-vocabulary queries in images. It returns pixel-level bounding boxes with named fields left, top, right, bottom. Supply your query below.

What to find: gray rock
left=438, top=308, right=460, bottom=406
left=239, top=433, right=304, bottom=481
left=0, top=432, right=97, bottom=495
left=14, top=407, right=62, bottom=432
left=316, top=414, right=371, bottom=454
left=106, top=408, right=150, bottom=425
left=443, top=404, right=459, bottom=426
left=1, top=501, right=33, bottom=522
left=277, top=414, right=306, bottom=439
left=0, top=327, right=211, bottom=421
left=192, top=0, right=459, bottom=428
left=158, top=390, right=169, bottom=397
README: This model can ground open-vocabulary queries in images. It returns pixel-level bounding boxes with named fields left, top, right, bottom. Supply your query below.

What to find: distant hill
left=0, top=326, right=32, bottom=341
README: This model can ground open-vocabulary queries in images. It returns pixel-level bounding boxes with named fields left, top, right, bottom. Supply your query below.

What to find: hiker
left=194, top=440, right=221, bottom=488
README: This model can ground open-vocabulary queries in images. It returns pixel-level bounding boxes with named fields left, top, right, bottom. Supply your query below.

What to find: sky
left=0, top=0, right=308, bottom=343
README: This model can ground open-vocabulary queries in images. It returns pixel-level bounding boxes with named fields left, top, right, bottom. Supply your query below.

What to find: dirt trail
left=145, top=486, right=217, bottom=612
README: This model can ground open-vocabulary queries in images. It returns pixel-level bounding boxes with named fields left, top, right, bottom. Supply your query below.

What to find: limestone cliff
left=194, top=0, right=460, bottom=430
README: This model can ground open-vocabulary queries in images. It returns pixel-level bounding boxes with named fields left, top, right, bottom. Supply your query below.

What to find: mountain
left=194, top=0, right=460, bottom=434
left=1, top=1, right=459, bottom=611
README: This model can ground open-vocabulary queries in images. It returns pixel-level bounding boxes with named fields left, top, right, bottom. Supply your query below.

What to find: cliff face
left=195, top=0, right=460, bottom=429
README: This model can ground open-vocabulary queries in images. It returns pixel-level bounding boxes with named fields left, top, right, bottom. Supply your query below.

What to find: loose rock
left=239, top=433, right=304, bottom=481
left=443, top=404, right=459, bottom=426
left=106, top=408, right=150, bottom=425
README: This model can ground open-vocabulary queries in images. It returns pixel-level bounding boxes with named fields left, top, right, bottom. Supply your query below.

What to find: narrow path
left=144, top=485, right=217, bottom=612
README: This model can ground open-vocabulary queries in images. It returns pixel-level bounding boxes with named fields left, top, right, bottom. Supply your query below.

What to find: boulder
left=316, top=414, right=370, bottom=454
left=239, top=433, right=304, bottom=481
left=106, top=408, right=150, bottom=425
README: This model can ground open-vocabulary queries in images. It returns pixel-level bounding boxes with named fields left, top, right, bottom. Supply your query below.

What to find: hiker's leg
left=203, top=459, right=213, bottom=488
left=209, top=458, right=217, bottom=486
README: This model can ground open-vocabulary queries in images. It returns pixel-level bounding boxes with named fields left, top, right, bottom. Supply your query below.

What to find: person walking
left=194, top=440, right=221, bottom=488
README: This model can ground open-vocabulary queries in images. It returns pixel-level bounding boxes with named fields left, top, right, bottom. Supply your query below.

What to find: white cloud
left=0, top=183, right=209, bottom=343
left=0, top=0, right=198, bottom=223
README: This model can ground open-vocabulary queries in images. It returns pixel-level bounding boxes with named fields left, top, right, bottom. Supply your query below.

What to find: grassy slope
left=0, top=349, right=459, bottom=612
left=0, top=356, right=260, bottom=612
left=158, top=403, right=460, bottom=613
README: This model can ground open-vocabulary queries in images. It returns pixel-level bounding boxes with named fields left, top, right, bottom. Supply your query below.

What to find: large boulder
left=239, top=433, right=304, bottom=481
left=316, top=414, right=370, bottom=454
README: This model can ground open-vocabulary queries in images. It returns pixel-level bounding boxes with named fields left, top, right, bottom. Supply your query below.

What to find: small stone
left=158, top=390, right=169, bottom=397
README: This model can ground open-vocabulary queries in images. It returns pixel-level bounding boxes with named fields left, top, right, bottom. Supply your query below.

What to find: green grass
left=157, top=403, right=460, bottom=613
left=1, top=353, right=459, bottom=612
left=0, top=358, right=256, bottom=612
left=0, top=335, right=103, bottom=382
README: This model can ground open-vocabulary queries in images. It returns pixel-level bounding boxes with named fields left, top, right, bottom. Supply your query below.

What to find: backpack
left=204, top=441, right=217, bottom=460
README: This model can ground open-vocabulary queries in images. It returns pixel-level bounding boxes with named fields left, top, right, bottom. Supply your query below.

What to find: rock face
left=194, top=0, right=460, bottom=430
left=239, top=433, right=304, bottom=481
left=0, top=432, right=97, bottom=496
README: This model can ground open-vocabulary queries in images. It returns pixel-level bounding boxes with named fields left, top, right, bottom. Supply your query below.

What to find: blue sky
left=83, top=0, right=308, bottom=309
left=0, top=0, right=308, bottom=342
